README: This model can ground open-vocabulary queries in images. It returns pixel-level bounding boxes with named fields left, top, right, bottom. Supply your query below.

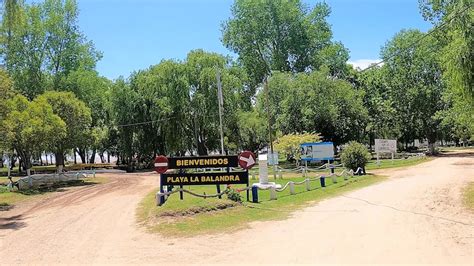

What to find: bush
left=341, top=141, right=371, bottom=173
left=226, top=187, right=242, bottom=203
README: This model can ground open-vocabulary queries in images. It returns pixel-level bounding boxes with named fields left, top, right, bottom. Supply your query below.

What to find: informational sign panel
left=375, top=139, right=397, bottom=153
left=300, top=142, right=334, bottom=161
left=161, top=171, right=248, bottom=186
left=166, top=155, right=238, bottom=169
left=267, top=152, right=279, bottom=166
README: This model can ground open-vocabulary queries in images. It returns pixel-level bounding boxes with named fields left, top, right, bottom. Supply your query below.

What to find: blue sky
left=76, top=0, right=432, bottom=79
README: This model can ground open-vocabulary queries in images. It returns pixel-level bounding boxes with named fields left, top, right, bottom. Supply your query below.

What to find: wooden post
left=246, top=170, right=250, bottom=202
left=289, top=182, right=295, bottom=195
left=270, top=187, right=277, bottom=200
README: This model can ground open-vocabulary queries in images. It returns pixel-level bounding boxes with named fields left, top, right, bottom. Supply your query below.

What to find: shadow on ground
left=0, top=214, right=26, bottom=230
left=436, top=151, right=474, bottom=158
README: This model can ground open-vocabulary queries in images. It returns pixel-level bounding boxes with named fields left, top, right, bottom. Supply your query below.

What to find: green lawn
left=246, top=156, right=432, bottom=178
left=463, top=182, right=474, bottom=211
left=0, top=175, right=109, bottom=209
left=137, top=174, right=385, bottom=237
left=365, top=156, right=432, bottom=170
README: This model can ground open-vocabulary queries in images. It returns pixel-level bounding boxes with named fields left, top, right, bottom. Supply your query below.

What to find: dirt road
left=1, top=153, right=473, bottom=264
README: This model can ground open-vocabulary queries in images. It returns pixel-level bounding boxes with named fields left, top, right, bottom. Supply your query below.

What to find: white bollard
left=270, top=187, right=277, bottom=200
left=305, top=179, right=311, bottom=191
left=331, top=174, right=337, bottom=183
left=289, top=182, right=295, bottom=195
left=93, top=169, right=96, bottom=178
left=344, top=174, right=348, bottom=181
left=278, top=169, right=282, bottom=179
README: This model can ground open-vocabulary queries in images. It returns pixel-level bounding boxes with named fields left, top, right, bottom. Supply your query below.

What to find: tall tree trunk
left=107, top=152, right=110, bottom=164
left=89, top=149, right=96, bottom=164
left=99, top=151, right=105, bottom=163
left=74, top=151, right=77, bottom=164
left=76, top=148, right=87, bottom=163
left=55, top=152, right=65, bottom=172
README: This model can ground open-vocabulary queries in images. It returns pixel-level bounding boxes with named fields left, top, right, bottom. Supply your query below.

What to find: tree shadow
left=0, top=214, right=26, bottom=230
left=15, top=180, right=100, bottom=196
left=436, top=151, right=474, bottom=158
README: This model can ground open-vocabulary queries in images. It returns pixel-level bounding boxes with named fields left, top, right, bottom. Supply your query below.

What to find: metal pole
left=264, top=77, right=276, bottom=180
left=216, top=68, right=225, bottom=198
left=216, top=69, right=225, bottom=155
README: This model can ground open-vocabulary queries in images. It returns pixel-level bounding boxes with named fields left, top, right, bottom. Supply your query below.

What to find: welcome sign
left=161, top=171, right=249, bottom=186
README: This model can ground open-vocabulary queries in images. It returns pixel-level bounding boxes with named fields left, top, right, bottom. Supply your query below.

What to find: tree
left=222, top=0, right=349, bottom=86
left=0, top=68, right=15, bottom=114
left=381, top=29, right=446, bottom=153
left=237, top=110, right=268, bottom=152
left=419, top=0, right=473, bottom=99
left=259, top=69, right=368, bottom=145
left=0, top=95, right=66, bottom=174
left=42, top=0, right=101, bottom=88
left=0, top=0, right=101, bottom=99
left=419, top=0, right=473, bottom=148
left=0, top=68, right=15, bottom=168
left=62, top=68, right=111, bottom=163
left=273, top=133, right=320, bottom=163
left=35, top=91, right=91, bottom=171
left=358, top=66, right=401, bottom=148
left=185, top=49, right=247, bottom=155
left=110, top=78, right=139, bottom=169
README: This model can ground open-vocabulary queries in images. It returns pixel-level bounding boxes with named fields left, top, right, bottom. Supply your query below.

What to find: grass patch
left=463, top=182, right=474, bottom=211
left=137, top=174, right=385, bottom=237
left=0, top=175, right=109, bottom=208
left=365, top=156, right=432, bottom=170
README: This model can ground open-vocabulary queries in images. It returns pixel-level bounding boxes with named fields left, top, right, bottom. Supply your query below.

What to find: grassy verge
left=137, top=174, right=385, bottom=237
left=246, top=156, right=432, bottom=178
left=463, top=182, right=474, bottom=211
left=365, top=156, right=432, bottom=170
left=0, top=175, right=109, bottom=209
left=0, top=163, right=115, bottom=176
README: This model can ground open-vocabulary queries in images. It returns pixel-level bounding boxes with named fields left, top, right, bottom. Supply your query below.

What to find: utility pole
left=216, top=69, right=225, bottom=155
left=264, top=77, right=277, bottom=180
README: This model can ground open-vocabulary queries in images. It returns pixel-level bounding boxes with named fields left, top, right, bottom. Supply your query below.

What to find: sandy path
left=1, top=153, right=473, bottom=265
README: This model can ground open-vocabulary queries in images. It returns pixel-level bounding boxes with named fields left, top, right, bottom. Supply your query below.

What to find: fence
left=156, top=166, right=364, bottom=205
left=10, top=170, right=97, bottom=190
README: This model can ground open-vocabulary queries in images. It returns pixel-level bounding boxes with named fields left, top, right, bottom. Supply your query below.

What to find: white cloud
left=348, top=59, right=383, bottom=71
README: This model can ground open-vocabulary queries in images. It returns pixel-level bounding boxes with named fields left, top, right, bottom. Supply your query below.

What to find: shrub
left=226, top=187, right=242, bottom=203
left=341, top=141, right=371, bottom=173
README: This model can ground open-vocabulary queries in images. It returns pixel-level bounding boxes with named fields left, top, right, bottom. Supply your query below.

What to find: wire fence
left=7, top=170, right=98, bottom=190
left=156, top=166, right=365, bottom=205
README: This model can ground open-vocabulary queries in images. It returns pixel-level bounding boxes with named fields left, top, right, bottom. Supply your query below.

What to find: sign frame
left=300, top=142, right=335, bottom=162
left=161, top=171, right=249, bottom=186
left=166, top=155, right=238, bottom=169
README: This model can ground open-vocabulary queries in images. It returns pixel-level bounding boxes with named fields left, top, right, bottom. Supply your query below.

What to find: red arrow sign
left=238, top=151, right=256, bottom=170
left=154, top=156, right=168, bottom=174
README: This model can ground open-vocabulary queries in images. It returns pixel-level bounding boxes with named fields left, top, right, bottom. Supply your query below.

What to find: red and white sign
left=154, top=156, right=168, bottom=174
left=238, top=151, right=256, bottom=170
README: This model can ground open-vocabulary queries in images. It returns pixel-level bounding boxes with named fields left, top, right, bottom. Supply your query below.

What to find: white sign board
left=375, top=139, right=397, bottom=153
left=267, top=152, right=279, bottom=166
left=300, top=142, right=334, bottom=161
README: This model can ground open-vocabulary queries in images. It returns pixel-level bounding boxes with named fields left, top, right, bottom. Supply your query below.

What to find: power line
left=360, top=3, right=472, bottom=73
left=112, top=113, right=220, bottom=128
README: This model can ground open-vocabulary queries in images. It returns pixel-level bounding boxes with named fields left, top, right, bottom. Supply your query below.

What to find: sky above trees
left=75, top=0, right=432, bottom=79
